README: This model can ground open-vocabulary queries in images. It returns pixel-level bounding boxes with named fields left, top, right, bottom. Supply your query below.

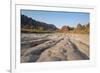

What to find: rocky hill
left=21, top=14, right=58, bottom=33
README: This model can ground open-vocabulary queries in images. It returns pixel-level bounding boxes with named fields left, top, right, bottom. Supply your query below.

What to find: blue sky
left=21, top=10, right=90, bottom=28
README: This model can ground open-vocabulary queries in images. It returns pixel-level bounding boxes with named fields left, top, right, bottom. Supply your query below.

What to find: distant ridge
left=21, top=14, right=89, bottom=33
left=21, top=14, right=58, bottom=33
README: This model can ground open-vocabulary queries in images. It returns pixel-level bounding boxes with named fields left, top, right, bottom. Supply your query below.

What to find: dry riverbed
left=21, top=33, right=89, bottom=63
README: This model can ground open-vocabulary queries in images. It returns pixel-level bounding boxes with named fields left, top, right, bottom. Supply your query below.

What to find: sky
left=21, top=10, right=90, bottom=28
